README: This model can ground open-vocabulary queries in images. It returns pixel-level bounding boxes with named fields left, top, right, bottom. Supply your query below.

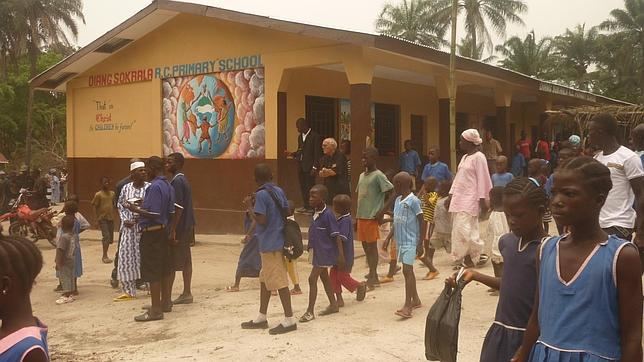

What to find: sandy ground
left=19, top=228, right=504, bottom=362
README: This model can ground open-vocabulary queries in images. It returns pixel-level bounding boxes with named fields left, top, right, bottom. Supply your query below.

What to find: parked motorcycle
left=0, top=189, right=57, bottom=247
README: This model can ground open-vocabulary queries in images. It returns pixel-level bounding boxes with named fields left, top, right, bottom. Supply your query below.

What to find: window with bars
left=374, top=103, right=400, bottom=156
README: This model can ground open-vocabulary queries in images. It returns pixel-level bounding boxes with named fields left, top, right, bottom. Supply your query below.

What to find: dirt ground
left=21, top=229, right=504, bottom=362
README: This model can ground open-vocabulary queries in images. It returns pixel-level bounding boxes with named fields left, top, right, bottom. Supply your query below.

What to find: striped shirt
left=393, top=193, right=423, bottom=248
left=420, top=192, right=438, bottom=223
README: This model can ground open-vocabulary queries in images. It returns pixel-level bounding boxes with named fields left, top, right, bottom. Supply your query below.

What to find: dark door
left=411, top=115, right=426, bottom=158
left=305, top=96, right=337, bottom=140
left=374, top=103, right=400, bottom=157
left=510, top=123, right=516, bottom=156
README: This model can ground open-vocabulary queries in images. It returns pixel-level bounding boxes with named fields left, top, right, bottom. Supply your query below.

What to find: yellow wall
left=67, top=13, right=339, bottom=159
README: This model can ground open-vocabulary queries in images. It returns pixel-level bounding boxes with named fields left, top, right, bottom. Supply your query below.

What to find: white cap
left=130, top=161, right=145, bottom=171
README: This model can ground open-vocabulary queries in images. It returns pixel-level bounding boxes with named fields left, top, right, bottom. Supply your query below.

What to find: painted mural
left=162, top=68, right=265, bottom=159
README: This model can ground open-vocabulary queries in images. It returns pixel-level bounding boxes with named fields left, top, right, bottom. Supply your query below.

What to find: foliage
left=0, top=52, right=67, bottom=170
left=376, top=0, right=448, bottom=48
left=495, top=31, right=554, bottom=78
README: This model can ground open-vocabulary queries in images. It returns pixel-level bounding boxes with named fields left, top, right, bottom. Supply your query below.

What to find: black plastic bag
left=425, top=269, right=466, bottom=362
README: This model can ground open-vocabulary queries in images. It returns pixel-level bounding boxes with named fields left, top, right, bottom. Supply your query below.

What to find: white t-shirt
left=594, top=146, right=644, bottom=228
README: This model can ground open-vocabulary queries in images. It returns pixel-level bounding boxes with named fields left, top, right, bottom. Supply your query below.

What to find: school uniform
left=169, top=172, right=196, bottom=271
left=308, top=206, right=340, bottom=267
left=329, top=213, right=361, bottom=294
left=393, top=193, right=423, bottom=266
left=529, top=235, right=633, bottom=361
left=480, top=234, right=541, bottom=362
left=0, top=319, right=49, bottom=362
left=138, top=176, right=175, bottom=283
left=235, top=214, right=261, bottom=279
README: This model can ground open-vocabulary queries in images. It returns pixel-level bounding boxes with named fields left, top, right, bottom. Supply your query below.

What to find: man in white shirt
left=588, top=113, right=644, bottom=269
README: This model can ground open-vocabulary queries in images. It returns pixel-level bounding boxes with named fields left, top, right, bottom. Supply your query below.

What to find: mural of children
left=198, top=115, right=213, bottom=153
left=181, top=106, right=197, bottom=144
left=214, top=95, right=230, bottom=143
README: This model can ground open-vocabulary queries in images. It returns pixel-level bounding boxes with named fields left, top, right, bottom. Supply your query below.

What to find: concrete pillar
left=350, top=83, right=372, bottom=213
left=496, top=106, right=511, bottom=157
left=276, top=91, right=287, bottom=186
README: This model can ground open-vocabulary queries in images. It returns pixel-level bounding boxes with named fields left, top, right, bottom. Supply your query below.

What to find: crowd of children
left=2, top=121, right=643, bottom=360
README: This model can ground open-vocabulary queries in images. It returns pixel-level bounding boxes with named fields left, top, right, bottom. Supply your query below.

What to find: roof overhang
left=30, top=0, right=631, bottom=106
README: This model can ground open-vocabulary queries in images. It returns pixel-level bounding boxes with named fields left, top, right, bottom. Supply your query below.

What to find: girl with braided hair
left=448, top=177, right=548, bottom=362
left=0, top=233, right=49, bottom=361
left=513, top=157, right=642, bottom=362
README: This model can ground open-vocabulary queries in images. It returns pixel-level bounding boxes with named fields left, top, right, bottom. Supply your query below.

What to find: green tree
left=9, top=0, right=85, bottom=167
left=432, top=0, right=528, bottom=60
left=495, top=31, right=554, bottom=78
left=600, top=0, right=644, bottom=103
left=376, top=0, right=447, bottom=48
left=552, top=24, right=599, bottom=91
left=592, top=32, right=641, bottom=103
left=458, top=35, right=496, bottom=62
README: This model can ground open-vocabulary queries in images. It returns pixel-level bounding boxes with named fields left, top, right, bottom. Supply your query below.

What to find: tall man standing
left=289, top=118, right=320, bottom=213
left=127, top=156, right=175, bottom=322
left=166, top=153, right=196, bottom=305
left=588, top=113, right=644, bottom=268
left=241, top=164, right=296, bottom=335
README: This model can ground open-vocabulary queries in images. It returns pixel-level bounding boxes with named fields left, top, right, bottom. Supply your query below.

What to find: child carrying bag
left=263, top=187, right=304, bottom=260
left=425, top=268, right=466, bottom=362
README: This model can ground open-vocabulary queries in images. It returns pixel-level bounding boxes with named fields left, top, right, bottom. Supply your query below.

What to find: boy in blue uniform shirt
left=330, top=194, right=367, bottom=307
left=384, top=172, right=424, bottom=319
left=492, top=156, right=513, bottom=187
left=299, top=185, right=344, bottom=323
left=399, top=140, right=422, bottom=190
left=511, top=144, right=526, bottom=177
left=420, top=147, right=452, bottom=189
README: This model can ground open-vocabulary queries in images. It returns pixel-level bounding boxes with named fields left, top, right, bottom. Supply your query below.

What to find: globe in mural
left=176, top=75, right=235, bottom=158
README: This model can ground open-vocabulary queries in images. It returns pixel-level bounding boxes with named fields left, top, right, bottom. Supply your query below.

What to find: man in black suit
left=290, top=118, right=320, bottom=213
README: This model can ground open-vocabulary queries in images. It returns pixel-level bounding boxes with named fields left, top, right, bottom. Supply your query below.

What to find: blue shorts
left=397, top=246, right=416, bottom=266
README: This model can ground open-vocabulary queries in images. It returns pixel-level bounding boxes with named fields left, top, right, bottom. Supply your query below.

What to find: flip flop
left=113, top=293, right=136, bottom=302
left=319, top=306, right=339, bottom=316
left=290, top=289, right=303, bottom=295
left=134, top=311, right=163, bottom=322
left=394, top=310, right=412, bottom=319
left=226, top=286, right=240, bottom=292
left=172, top=295, right=193, bottom=305
left=424, top=271, right=440, bottom=280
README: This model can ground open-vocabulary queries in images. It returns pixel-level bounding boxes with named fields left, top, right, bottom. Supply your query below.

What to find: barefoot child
left=0, top=234, right=49, bottom=361
left=384, top=172, right=424, bottom=319
left=487, top=187, right=509, bottom=290
left=449, top=177, right=547, bottom=361
left=513, top=157, right=643, bottom=361
left=331, top=194, right=367, bottom=307
left=299, top=185, right=343, bottom=322
left=55, top=215, right=76, bottom=305
left=356, top=147, right=394, bottom=288
left=229, top=194, right=261, bottom=292
left=418, top=176, right=440, bottom=280
left=91, top=177, right=115, bottom=264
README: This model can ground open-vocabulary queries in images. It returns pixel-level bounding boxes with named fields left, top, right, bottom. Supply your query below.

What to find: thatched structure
left=546, top=105, right=644, bottom=132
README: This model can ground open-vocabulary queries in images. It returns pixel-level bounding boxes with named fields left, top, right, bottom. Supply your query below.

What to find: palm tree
left=495, top=31, right=554, bottom=78
left=600, top=0, right=644, bottom=103
left=376, top=0, right=447, bottom=48
left=12, top=0, right=85, bottom=167
left=431, top=0, right=528, bottom=60
left=458, top=36, right=496, bottom=63
left=553, top=24, right=598, bottom=91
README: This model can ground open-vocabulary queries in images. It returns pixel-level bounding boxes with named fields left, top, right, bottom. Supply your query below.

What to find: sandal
left=424, top=271, right=440, bottom=280
left=102, top=257, right=112, bottom=264
left=412, top=303, right=423, bottom=310
left=134, top=311, right=163, bottom=322
left=290, top=288, right=303, bottom=295
left=319, top=306, right=339, bottom=316
left=113, top=293, right=136, bottom=302
left=394, top=309, right=412, bottom=319
left=299, top=312, right=315, bottom=323
left=226, top=286, right=240, bottom=292
left=172, top=294, right=193, bottom=304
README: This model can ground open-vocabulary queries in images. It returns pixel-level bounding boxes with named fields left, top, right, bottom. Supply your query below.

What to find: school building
left=31, top=0, right=628, bottom=233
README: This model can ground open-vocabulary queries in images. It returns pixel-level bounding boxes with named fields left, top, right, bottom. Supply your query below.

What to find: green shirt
left=91, top=190, right=115, bottom=221
left=356, top=170, right=394, bottom=219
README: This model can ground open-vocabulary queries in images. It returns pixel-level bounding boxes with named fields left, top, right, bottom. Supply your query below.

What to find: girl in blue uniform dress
left=513, top=157, right=642, bottom=361
left=0, top=234, right=49, bottom=362
left=450, top=177, right=548, bottom=361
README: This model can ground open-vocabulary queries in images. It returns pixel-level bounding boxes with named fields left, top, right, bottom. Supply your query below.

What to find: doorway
left=410, top=115, right=426, bottom=158
left=305, top=95, right=337, bottom=140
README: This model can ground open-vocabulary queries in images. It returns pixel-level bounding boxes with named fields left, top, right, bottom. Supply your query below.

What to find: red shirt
left=536, top=140, right=551, bottom=161
left=516, top=139, right=532, bottom=159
